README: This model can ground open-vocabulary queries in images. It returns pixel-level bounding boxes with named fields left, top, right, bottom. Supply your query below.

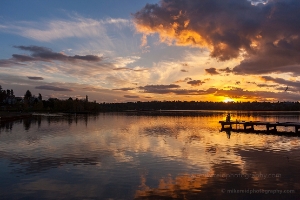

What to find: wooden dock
left=219, top=120, right=300, bottom=134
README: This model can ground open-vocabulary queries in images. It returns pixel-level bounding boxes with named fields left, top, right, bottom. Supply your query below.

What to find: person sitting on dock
left=226, top=114, right=231, bottom=122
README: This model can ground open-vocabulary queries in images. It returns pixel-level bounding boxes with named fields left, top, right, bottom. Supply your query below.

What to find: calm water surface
left=0, top=111, right=300, bottom=199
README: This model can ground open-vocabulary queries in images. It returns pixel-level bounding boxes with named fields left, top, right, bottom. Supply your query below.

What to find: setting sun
left=223, top=97, right=234, bottom=103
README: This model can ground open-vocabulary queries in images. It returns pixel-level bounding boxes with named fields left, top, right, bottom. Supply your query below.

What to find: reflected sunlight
left=1, top=112, right=300, bottom=199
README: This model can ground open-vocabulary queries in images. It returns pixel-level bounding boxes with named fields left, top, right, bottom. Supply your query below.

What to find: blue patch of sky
left=0, top=0, right=159, bottom=21
left=0, top=0, right=159, bottom=59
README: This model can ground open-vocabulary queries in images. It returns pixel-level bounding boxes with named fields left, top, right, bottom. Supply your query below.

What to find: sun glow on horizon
left=223, top=97, right=235, bottom=103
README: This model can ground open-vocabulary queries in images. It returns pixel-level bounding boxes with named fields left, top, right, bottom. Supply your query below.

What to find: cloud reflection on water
left=0, top=112, right=300, bottom=199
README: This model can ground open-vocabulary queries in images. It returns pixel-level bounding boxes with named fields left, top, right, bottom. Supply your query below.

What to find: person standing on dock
left=226, top=114, right=231, bottom=122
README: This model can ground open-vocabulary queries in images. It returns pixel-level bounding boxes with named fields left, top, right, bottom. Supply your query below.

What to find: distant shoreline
left=0, top=112, right=33, bottom=123
left=1, top=109, right=300, bottom=123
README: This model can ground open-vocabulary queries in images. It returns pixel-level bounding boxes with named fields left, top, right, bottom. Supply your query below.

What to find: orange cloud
left=133, top=1, right=259, bottom=61
left=134, top=0, right=300, bottom=74
left=135, top=172, right=211, bottom=199
left=135, top=21, right=209, bottom=48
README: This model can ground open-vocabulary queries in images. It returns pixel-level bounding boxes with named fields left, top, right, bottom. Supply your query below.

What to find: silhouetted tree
left=0, top=85, right=3, bottom=102
left=1, top=93, right=4, bottom=101
left=24, top=90, right=32, bottom=100
left=38, top=93, right=42, bottom=101
left=24, top=90, right=32, bottom=106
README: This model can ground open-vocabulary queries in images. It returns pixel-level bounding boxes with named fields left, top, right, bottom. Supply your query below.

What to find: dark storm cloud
left=0, top=45, right=103, bottom=67
left=261, top=76, right=300, bottom=89
left=13, top=45, right=102, bottom=62
left=275, top=86, right=294, bottom=92
left=139, top=84, right=180, bottom=94
left=186, top=80, right=205, bottom=86
left=133, top=69, right=147, bottom=72
left=134, top=0, right=265, bottom=61
left=205, top=68, right=219, bottom=75
left=113, top=67, right=129, bottom=71
left=247, top=81, right=256, bottom=84
left=218, top=67, right=233, bottom=73
left=140, top=84, right=180, bottom=90
left=27, top=76, right=44, bottom=80
left=134, top=0, right=300, bottom=75
left=256, top=83, right=276, bottom=88
left=124, top=95, right=139, bottom=98
left=113, top=87, right=135, bottom=91
left=215, top=88, right=300, bottom=101
left=233, top=42, right=300, bottom=75
left=72, top=55, right=101, bottom=62
left=175, top=77, right=192, bottom=83
left=35, top=85, right=73, bottom=91
left=172, top=88, right=217, bottom=95
left=12, top=54, right=36, bottom=62
left=113, top=67, right=147, bottom=72
left=138, top=82, right=300, bottom=100
left=16, top=45, right=50, bottom=53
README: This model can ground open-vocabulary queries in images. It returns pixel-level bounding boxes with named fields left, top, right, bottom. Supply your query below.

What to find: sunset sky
left=1, top=0, right=300, bottom=103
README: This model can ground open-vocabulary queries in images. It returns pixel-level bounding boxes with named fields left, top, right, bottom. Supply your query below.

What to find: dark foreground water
left=0, top=111, right=300, bottom=200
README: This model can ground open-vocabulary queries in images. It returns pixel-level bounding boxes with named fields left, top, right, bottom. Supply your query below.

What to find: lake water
left=0, top=111, right=300, bottom=199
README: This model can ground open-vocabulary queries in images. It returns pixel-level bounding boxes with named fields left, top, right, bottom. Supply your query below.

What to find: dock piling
left=219, top=120, right=300, bottom=135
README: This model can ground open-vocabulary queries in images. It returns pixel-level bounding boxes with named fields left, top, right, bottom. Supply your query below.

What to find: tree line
left=1, top=85, right=300, bottom=112
left=0, top=85, right=14, bottom=103
left=98, top=101, right=300, bottom=111
left=0, top=86, right=98, bottom=113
